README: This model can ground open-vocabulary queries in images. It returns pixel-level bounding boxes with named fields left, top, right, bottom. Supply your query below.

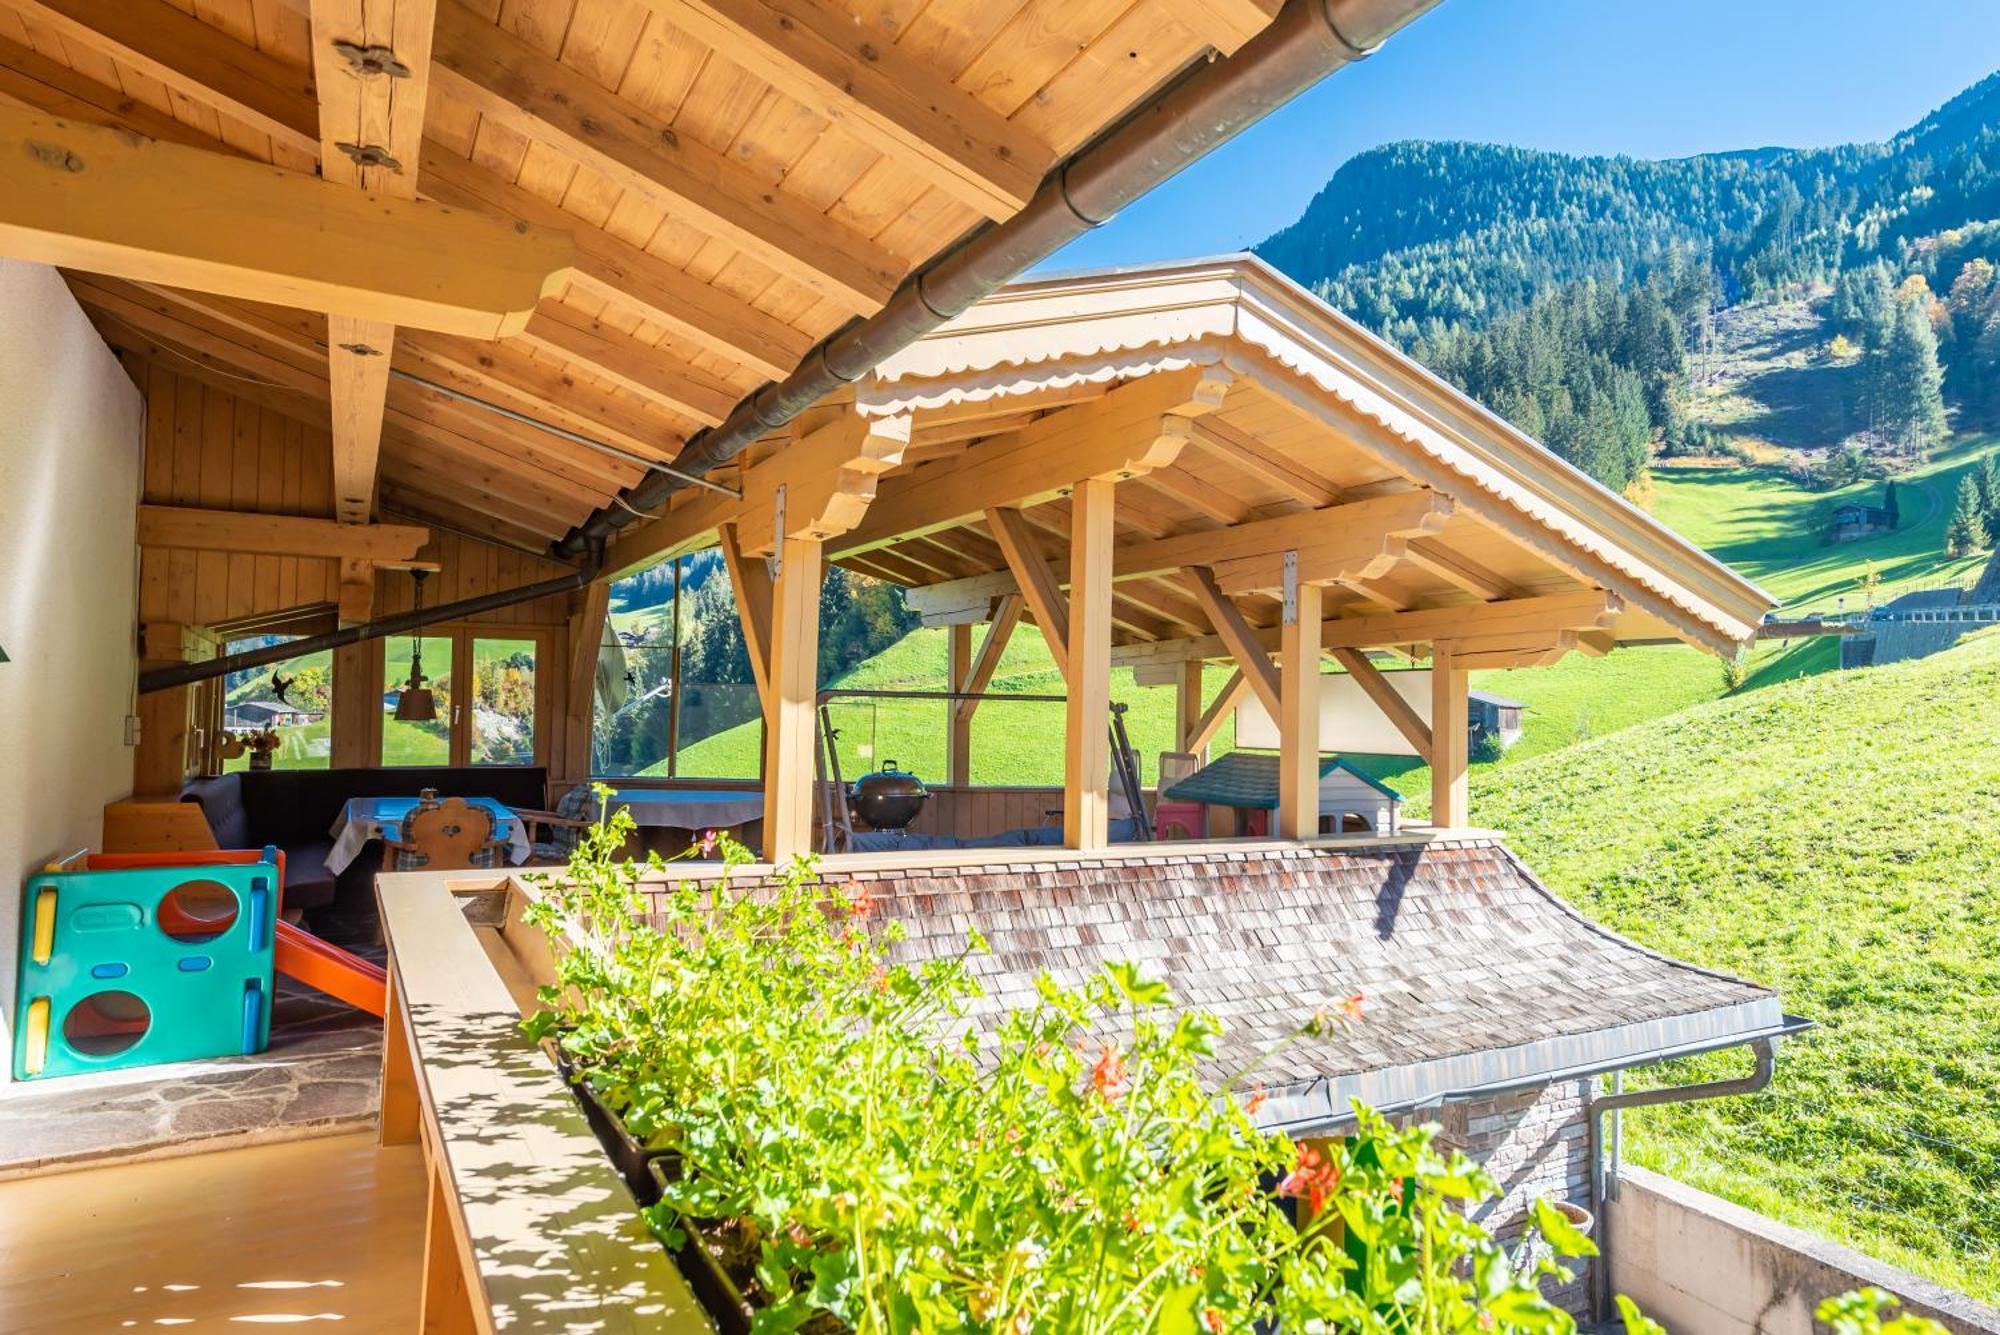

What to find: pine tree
left=1979, top=453, right=2000, bottom=538
left=1883, top=479, right=1900, bottom=529
left=1875, top=298, right=1950, bottom=455
left=1946, top=475, right=1989, bottom=557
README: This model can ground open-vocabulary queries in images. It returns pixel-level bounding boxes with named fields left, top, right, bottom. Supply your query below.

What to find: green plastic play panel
left=12, top=852, right=278, bottom=1081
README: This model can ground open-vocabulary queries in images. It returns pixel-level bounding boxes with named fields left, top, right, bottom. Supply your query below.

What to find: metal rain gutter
left=552, top=0, right=1442, bottom=558
left=1585, top=1018, right=1813, bottom=1319
left=136, top=545, right=605, bottom=694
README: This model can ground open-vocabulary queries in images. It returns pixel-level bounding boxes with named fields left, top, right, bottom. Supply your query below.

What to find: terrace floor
left=0, top=964, right=382, bottom=1179
left=0, top=1132, right=424, bottom=1333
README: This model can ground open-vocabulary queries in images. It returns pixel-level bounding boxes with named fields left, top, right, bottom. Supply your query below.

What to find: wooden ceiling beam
left=306, top=0, right=440, bottom=528
left=430, top=0, right=897, bottom=314
left=0, top=106, right=568, bottom=337
left=1402, top=536, right=1519, bottom=601
left=1109, top=591, right=1625, bottom=667
left=642, top=0, right=1050, bottom=218
left=515, top=305, right=738, bottom=426
left=379, top=485, right=554, bottom=552
left=137, top=504, right=429, bottom=561
left=832, top=367, right=1229, bottom=557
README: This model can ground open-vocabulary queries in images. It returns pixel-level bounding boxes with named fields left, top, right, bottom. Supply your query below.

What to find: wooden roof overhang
left=0, top=0, right=1307, bottom=553
left=610, top=256, right=1777, bottom=672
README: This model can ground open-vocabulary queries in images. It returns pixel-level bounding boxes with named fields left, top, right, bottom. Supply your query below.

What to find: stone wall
left=1439, top=1080, right=1594, bottom=1313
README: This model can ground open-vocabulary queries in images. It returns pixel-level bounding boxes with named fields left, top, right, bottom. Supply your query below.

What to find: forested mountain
left=1258, top=72, right=2000, bottom=342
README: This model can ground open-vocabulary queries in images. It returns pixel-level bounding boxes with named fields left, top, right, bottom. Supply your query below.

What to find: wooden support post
left=337, top=555, right=375, bottom=625
left=1277, top=581, right=1323, bottom=840
left=761, top=537, right=822, bottom=864
left=1064, top=479, right=1114, bottom=850
left=378, top=963, right=419, bottom=1147
left=1430, top=640, right=1470, bottom=829
left=330, top=639, right=380, bottom=767
left=947, top=621, right=972, bottom=787
left=563, top=578, right=611, bottom=788
left=1175, top=659, right=1205, bottom=758
left=133, top=622, right=207, bottom=796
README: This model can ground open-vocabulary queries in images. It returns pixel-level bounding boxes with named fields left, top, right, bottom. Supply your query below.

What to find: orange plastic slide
left=86, top=849, right=387, bottom=1017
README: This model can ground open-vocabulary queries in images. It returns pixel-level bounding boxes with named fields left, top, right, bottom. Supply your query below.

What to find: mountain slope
left=1476, top=629, right=2000, bottom=1303
left=1256, top=71, right=2000, bottom=338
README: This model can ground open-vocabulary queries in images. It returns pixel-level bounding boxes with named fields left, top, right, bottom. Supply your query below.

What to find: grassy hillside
left=1477, top=628, right=2000, bottom=1302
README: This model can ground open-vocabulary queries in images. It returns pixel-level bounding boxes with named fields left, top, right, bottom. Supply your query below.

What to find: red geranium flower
left=1089, top=1043, right=1128, bottom=1102
left=1277, top=1142, right=1341, bottom=1216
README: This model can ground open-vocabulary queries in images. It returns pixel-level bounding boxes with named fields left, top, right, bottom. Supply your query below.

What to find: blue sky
left=1045, top=0, right=2000, bottom=270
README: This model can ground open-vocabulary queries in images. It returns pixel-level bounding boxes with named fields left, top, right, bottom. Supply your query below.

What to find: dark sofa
left=180, top=767, right=548, bottom=917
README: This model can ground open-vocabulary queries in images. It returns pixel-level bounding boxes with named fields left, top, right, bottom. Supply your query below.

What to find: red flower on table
left=1277, top=1142, right=1341, bottom=1216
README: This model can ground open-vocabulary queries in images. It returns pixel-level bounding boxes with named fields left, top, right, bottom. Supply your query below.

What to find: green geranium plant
left=527, top=788, right=1825, bottom=1333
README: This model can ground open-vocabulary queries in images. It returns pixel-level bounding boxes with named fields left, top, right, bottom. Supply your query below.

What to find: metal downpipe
left=553, top=0, right=1441, bottom=557
left=1586, top=1037, right=1783, bottom=1320
left=136, top=547, right=605, bottom=695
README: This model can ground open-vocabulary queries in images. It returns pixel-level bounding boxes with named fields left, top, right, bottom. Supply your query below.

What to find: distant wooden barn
left=1827, top=503, right=1894, bottom=544
left=1470, top=690, right=1527, bottom=749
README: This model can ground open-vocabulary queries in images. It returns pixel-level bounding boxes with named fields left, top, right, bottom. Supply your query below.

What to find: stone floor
left=0, top=966, right=383, bottom=1179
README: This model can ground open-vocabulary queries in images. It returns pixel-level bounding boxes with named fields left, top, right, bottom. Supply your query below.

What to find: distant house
left=1827, top=503, right=1893, bottom=544
left=1470, top=690, right=1527, bottom=749
left=224, top=699, right=315, bottom=731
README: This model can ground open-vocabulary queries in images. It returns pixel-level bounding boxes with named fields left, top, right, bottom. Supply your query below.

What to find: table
left=602, top=786, right=764, bottom=833
left=327, top=796, right=530, bottom=874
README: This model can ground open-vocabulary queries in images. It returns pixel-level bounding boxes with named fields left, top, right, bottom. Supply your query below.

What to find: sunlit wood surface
left=0, top=1133, right=423, bottom=1332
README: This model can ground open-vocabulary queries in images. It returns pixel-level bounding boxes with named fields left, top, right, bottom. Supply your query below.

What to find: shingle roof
left=842, top=838, right=1783, bottom=1133
left=1160, top=752, right=1401, bottom=809
left=1470, top=690, right=1528, bottom=709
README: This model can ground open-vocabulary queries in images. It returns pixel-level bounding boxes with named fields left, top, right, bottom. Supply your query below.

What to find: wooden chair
left=385, top=797, right=507, bottom=872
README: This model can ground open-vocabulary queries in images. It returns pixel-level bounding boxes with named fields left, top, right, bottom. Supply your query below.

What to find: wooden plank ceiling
left=0, top=0, right=1267, bottom=551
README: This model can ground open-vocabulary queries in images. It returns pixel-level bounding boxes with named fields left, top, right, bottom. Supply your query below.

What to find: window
left=379, top=628, right=548, bottom=768
left=382, top=634, right=453, bottom=766
left=220, top=637, right=333, bottom=771
left=470, top=637, right=537, bottom=767
left=593, top=554, right=762, bottom=780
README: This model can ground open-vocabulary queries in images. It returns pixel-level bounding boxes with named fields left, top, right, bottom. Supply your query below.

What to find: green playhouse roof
left=1161, top=753, right=1402, bottom=810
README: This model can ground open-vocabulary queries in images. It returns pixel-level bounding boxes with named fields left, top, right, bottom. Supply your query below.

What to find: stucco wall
left=1608, top=1163, right=2000, bottom=1334
left=0, top=259, right=145, bottom=1080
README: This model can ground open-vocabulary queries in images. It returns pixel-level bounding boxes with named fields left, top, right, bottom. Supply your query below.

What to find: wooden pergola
left=606, top=257, right=1775, bottom=857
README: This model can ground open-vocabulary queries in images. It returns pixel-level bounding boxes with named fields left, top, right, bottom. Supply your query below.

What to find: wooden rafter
left=429, top=0, right=897, bottom=314
left=1402, top=537, right=1518, bottom=601
left=417, top=146, right=812, bottom=381
left=642, top=0, right=1052, bottom=219
left=1188, top=416, right=1340, bottom=508
left=516, top=306, right=738, bottom=426
left=9, top=0, right=321, bottom=157
left=0, top=107, right=568, bottom=338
